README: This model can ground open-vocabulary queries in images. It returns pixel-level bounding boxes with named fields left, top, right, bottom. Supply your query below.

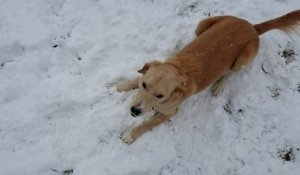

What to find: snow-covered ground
left=1, top=0, right=300, bottom=174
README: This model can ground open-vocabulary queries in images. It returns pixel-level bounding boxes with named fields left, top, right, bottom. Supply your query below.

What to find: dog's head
left=130, top=60, right=187, bottom=117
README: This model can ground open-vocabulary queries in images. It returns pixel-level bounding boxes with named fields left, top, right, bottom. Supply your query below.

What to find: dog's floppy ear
left=138, top=60, right=162, bottom=74
left=177, top=75, right=188, bottom=87
left=138, top=63, right=150, bottom=74
left=172, top=87, right=184, bottom=99
left=172, top=74, right=188, bottom=97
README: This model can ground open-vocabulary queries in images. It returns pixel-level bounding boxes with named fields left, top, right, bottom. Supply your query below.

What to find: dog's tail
left=254, top=10, right=300, bottom=35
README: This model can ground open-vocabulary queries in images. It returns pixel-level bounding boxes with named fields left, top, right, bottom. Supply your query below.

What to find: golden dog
left=117, top=10, right=300, bottom=144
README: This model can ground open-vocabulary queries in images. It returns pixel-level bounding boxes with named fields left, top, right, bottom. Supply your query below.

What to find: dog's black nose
left=130, top=106, right=141, bottom=117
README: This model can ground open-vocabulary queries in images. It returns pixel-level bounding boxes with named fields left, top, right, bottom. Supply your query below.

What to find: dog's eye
left=142, top=82, right=147, bottom=89
left=156, top=94, right=164, bottom=99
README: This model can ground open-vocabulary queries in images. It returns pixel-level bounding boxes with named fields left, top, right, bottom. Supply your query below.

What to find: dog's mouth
left=130, top=112, right=139, bottom=117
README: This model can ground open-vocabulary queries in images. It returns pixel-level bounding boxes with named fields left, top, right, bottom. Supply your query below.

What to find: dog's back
left=168, top=16, right=258, bottom=91
left=167, top=10, right=300, bottom=92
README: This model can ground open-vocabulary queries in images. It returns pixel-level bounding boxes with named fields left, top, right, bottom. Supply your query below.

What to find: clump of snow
left=1, top=0, right=300, bottom=175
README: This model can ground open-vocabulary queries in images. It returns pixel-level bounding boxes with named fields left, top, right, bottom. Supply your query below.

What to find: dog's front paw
left=117, top=82, right=137, bottom=92
left=116, top=82, right=129, bottom=92
left=120, top=129, right=136, bottom=144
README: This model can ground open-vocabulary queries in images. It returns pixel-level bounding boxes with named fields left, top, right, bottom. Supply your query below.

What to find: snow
left=0, top=0, right=300, bottom=174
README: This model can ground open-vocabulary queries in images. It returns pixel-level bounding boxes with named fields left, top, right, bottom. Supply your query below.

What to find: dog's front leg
left=116, top=77, right=139, bottom=92
left=121, top=112, right=175, bottom=144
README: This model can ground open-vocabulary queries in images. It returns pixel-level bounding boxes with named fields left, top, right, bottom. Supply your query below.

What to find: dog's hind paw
left=120, top=129, right=136, bottom=144
left=211, top=76, right=226, bottom=97
left=211, top=82, right=225, bottom=97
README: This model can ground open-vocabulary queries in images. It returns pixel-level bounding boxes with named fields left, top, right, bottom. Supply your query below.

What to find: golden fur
left=117, top=10, right=300, bottom=144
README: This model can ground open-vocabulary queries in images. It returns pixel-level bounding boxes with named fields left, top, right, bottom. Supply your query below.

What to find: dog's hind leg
left=231, top=38, right=259, bottom=72
left=195, top=16, right=225, bottom=36
left=211, top=39, right=260, bottom=97
left=211, top=74, right=229, bottom=97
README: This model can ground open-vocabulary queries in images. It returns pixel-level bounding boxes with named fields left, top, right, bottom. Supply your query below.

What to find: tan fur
left=117, top=10, right=300, bottom=144
left=254, top=10, right=300, bottom=35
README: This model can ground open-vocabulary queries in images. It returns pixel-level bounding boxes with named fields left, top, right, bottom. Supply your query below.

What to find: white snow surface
left=1, top=0, right=300, bottom=175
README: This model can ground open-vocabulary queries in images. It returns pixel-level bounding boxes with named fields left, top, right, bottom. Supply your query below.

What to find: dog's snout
left=130, top=106, right=141, bottom=117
